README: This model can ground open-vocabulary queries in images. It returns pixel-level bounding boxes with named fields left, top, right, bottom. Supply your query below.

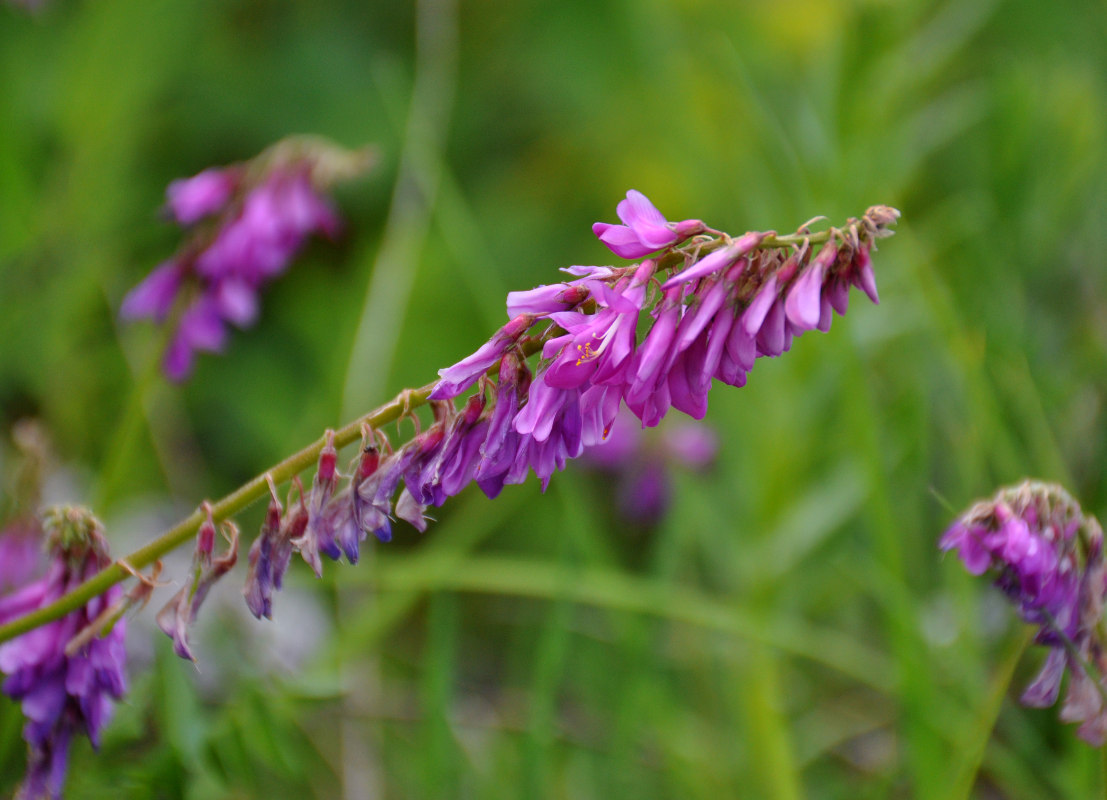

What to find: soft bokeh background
left=1, top=0, right=1106, bottom=797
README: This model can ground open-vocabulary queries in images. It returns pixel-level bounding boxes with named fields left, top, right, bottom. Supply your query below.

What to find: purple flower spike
left=0, top=507, right=127, bottom=800
left=941, top=481, right=1107, bottom=745
left=593, top=190, right=703, bottom=258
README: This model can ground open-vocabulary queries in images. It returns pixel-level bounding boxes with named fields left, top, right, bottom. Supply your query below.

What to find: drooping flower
left=0, top=507, right=127, bottom=800
left=156, top=503, right=238, bottom=661
left=430, top=314, right=535, bottom=400
left=243, top=477, right=305, bottom=621
left=941, top=481, right=1107, bottom=744
left=122, top=137, right=376, bottom=381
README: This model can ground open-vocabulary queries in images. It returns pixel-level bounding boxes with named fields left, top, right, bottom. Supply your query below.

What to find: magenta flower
left=784, top=242, right=837, bottom=332
left=593, top=190, right=704, bottom=258
left=661, top=231, right=770, bottom=289
left=941, top=481, right=1107, bottom=744
left=0, top=507, right=127, bottom=800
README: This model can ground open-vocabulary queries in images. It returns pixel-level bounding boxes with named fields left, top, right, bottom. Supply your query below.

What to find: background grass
left=1, top=0, right=1106, bottom=797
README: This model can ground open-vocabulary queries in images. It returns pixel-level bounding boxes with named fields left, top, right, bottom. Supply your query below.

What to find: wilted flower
left=0, top=507, right=127, bottom=800
left=243, top=477, right=305, bottom=621
left=156, top=503, right=238, bottom=661
left=941, top=480, right=1107, bottom=744
left=122, top=136, right=375, bottom=381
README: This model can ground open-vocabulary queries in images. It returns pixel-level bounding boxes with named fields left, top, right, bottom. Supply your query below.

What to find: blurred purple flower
left=941, top=481, right=1107, bottom=744
left=166, top=167, right=239, bottom=225
left=0, top=507, right=127, bottom=800
left=121, top=138, right=375, bottom=381
left=581, top=409, right=718, bottom=523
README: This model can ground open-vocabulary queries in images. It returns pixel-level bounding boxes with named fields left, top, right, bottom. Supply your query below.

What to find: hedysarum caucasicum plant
left=941, top=480, right=1107, bottom=744
left=120, top=136, right=376, bottom=381
left=237, top=193, right=898, bottom=618
left=0, top=190, right=898, bottom=796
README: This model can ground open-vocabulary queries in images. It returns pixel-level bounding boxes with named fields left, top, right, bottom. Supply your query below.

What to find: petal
left=120, top=261, right=184, bottom=322
left=741, top=273, right=778, bottom=337
left=592, top=223, right=658, bottom=259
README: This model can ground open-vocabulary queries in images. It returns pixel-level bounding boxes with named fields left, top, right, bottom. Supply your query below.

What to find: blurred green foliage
left=1, top=0, right=1106, bottom=797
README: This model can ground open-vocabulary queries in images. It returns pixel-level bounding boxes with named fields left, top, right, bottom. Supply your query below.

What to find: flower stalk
left=0, top=380, right=435, bottom=645
left=0, top=195, right=897, bottom=646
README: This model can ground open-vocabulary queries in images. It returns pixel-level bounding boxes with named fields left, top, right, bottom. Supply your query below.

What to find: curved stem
left=0, top=381, right=437, bottom=645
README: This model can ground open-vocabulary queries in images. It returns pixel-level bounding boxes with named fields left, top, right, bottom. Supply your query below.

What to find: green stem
left=758, top=228, right=834, bottom=249
left=0, top=381, right=437, bottom=645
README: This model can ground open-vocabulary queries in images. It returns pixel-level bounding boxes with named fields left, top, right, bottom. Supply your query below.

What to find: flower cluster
left=941, top=480, right=1107, bottom=744
left=233, top=192, right=896, bottom=620
left=0, top=507, right=127, bottom=800
left=121, top=136, right=375, bottom=381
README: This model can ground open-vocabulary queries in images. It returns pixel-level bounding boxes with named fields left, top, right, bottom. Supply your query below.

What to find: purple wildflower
left=941, top=481, right=1107, bottom=744
left=121, top=137, right=375, bottom=381
left=593, top=190, right=704, bottom=258
left=661, top=231, right=770, bottom=289
left=0, top=507, right=127, bottom=800
left=292, top=430, right=341, bottom=576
